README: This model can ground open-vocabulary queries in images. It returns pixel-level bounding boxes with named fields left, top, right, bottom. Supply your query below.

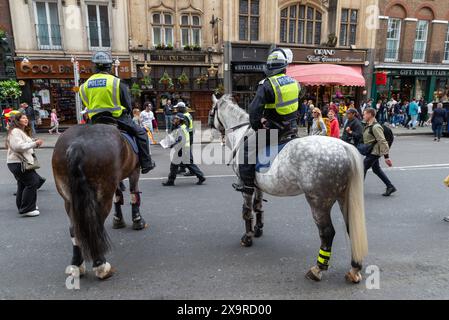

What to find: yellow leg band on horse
left=319, top=249, right=331, bottom=257
left=317, top=256, right=329, bottom=265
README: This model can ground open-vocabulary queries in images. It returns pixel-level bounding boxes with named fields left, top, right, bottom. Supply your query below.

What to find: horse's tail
left=66, top=141, right=110, bottom=261
left=343, top=143, right=368, bottom=264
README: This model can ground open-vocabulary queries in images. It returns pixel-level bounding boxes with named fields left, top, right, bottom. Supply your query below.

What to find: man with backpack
left=361, top=108, right=397, bottom=197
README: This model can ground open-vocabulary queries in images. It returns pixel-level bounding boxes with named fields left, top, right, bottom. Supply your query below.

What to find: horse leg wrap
left=114, top=193, right=124, bottom=206
left=317, top=248, right=332, bottom=270
left=69, top=227, right=84, bottom=267
left=114, top=202, right=123, bottom=220
left=255, top=211, right=264, bottom=229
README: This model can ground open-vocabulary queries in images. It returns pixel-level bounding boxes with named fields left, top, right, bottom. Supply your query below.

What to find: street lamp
left=207, top=64, right=218, bottom=78
left=71, top=56, right=82, bottom=124
left=114, top=57, right=121, bottom=77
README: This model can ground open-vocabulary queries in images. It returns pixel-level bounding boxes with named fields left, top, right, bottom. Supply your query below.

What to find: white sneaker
left=23, top=210, right=40, bottom=217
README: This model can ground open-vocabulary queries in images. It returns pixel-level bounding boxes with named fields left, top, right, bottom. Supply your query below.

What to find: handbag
left=19, top=153, right=41, bottom=172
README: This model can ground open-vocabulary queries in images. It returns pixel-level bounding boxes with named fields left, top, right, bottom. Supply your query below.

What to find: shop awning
left=286, top=64, right=366, bottom=87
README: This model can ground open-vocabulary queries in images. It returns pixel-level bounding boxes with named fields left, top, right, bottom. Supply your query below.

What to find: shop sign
left=389, top=69, right=449, bottom=77
left=232, top=63, right=266, bottom=73
left=15, top=60, right=131, bottom=79
left=290, top=48, right=366, bottom=65
left=150, top=53, right=206, bottom=63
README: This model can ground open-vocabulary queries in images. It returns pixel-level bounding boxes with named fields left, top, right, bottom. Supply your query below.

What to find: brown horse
left=52, top=124, right=147, bottom=280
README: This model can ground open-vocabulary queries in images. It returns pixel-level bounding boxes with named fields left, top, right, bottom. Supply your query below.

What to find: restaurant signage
left=290, top=48, right=367, bottom=65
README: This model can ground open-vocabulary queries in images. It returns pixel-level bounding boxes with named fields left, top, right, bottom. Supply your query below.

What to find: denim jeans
left=165, top=115, right=172, bottom=132
left=433, top=123, right=443, bottom=139
left=408, top=115, right=418, bottom=128
left=30, top=120, right=36, bottom=136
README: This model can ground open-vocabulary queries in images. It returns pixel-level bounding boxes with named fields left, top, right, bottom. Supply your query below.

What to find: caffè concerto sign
left=15, top=60, right=131, bottom=79
left=290, top=48, right=367, bottom=65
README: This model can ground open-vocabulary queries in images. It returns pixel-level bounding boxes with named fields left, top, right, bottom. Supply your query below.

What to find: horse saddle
left=120, top=132, right=139, bottom=155
left=256, top=142, right=289, bottom=173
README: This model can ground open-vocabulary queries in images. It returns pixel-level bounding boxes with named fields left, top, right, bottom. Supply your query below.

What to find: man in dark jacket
left=341, top=108, right=363, bottom=146
left=431, top=103, right=447, bottom=142
left=22, top=103, right=36, bottom=136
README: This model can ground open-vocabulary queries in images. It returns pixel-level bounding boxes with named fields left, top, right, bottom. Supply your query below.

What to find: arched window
left=280, top=4, right=322, bottom=45
left=152, top=12, right=174, bottom=46
left=180, top=14, right=202, bottom=47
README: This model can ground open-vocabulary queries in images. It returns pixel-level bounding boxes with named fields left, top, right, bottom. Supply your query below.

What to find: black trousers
left=8, top=163, right=40, bottom=214
left=168, top=148, right=203, bottom=182
left=115, top=114, right=153, bottom=168
left=179, top=132, right=195, bottom=172
left=364, top=154, right=394, bottom=188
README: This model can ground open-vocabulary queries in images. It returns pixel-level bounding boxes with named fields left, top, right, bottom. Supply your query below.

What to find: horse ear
left=212, top=94, right=218, bottom=104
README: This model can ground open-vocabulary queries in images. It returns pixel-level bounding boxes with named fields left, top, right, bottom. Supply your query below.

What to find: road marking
left=138, top=164, right=449, bottom=181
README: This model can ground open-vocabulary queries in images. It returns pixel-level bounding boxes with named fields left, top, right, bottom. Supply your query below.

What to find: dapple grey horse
left=210, top=95, right=368, bottom=283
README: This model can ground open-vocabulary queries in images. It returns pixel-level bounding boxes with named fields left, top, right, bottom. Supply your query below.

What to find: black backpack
left=370, top=124, right=394, bottom=147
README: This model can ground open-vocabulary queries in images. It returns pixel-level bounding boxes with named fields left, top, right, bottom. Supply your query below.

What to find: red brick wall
left=0, top=0, right=13, bottom=36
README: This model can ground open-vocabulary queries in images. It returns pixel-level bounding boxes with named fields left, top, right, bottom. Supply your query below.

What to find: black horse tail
left=66, top=142, right=110, bottom=261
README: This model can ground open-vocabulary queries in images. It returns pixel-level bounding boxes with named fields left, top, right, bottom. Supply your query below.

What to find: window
left=413, top=20, right=429, bottom=62
left=280, top=4, right=322, bottom=45
left=239, top=0, right=259, bottom=41
left=385, top=18, right=401, bottom=62
left=340, top=9, right=358, bottom=46
left=152, top=12, right=174, bottom=46
left=34, top=1, right=62, bottom=49
left=444, top=25, right=449, bottom=63
left=181, top=14, right=202, bottom=47
left=87, top=4, right=110, bottom=49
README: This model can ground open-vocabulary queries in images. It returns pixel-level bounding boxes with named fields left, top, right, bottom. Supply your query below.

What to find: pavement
left=0, top=124, right=435, bottom=150
left=0, top=135, right=449, bottom=299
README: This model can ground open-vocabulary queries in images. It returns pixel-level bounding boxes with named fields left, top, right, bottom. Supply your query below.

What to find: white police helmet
left=92, top=51, right=113, bottom=65
left=266, top=48, right=293, bottom=77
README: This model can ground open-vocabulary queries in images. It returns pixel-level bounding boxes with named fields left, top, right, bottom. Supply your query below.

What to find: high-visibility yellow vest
left=265, top=74, right=299, bottom=115
left=180, top=124, right=190, bottom=148
left=184, top=112, right=194, bottom=132
left=79, top=73, right=126, bottom=119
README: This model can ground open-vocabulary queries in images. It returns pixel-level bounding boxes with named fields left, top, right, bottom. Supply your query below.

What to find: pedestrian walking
left=21, top=103, right=37, bottom=136
left=431, top=103, right=447, bottom=142
left=341, top=108, right=363, bottom=146
left=132, top=108, right=142, bottom=126
left=361, top=108, right=397, bottom=197
left=6, top=112, right=45, bottom=217
left=141, top=102, right=157, bottom=144
left=162, top=113, right=206, bottom=186
left=48, top=109, right=60, bottom=134
left=310, top=107, right=327, bottom=136
left=328, top=109, right=340, bottom=138
left=164, top=99, right=174, bottom=132
left=407, top=98, right=419, bottom=129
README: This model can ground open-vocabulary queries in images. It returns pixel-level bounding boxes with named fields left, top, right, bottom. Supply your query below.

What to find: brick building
left=373, top=0, right=449, bottom=103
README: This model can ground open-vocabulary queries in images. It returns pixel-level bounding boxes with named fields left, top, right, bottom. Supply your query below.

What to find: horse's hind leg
left=129, top=169, right=148, bottom=231
left=65, top=201, right=86, bottom=278
left=305, top=195, right=336, bottom=282
left=240, top=191, right=255, bottom=247
left=112, top=187, right=126, bottom=229
left=337, top=197, right=363, bottom=283
left=253, top=189, right=264, bottom=238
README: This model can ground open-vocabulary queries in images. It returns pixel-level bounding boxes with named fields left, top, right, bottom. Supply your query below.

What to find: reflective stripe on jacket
left=265, top=74, right=299, bottom=115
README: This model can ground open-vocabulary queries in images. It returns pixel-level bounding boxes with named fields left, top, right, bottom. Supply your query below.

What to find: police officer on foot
left=162, top=113, right=206, bottom=186
left=232, top=48, right=301, bottom=194
left=80, top=51, right=155, bottom=174
left=175, top=101, right=196, bottom=176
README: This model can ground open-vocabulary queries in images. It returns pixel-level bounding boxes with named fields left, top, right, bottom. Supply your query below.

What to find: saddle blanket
left=256, top=142, right=288, bottom=172
left=121, top=132, right=139, bottom=154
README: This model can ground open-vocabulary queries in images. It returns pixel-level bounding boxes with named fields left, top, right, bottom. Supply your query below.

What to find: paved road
left=0, top=136, right=448, bottom=299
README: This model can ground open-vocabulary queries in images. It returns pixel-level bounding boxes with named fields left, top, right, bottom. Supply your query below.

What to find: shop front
left=15, top=59, right=131, bottom=127
left=286, top=47, right=368, bottom=107
left=373, top=67, right=449, bottom=103
left=134, top=51, right=223, bottom=126
left=230, top=44, right=271, bottom=111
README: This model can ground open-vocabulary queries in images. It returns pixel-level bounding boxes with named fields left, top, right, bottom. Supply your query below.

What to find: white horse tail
left=343, top=143, right=368, bottom=264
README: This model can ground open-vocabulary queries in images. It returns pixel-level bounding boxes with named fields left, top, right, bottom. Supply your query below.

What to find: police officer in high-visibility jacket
left=80, top=51, right=155, bottom=174
left=233, top=48, right=301, bottom=194
left=175, top=101, right=196, bottom=176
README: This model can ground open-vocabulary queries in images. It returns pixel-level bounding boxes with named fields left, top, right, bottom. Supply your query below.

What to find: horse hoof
left=240, top=235, right=253, bottom=247
left=132, top=220, right=148, bottom=231
left=79, top=261, right=87, bottom=277
left=305, top=266, right=322, bottom=282
left=112, top=219, right=126, bottom=229
left=94, top=262, right=115, bottom=280
left=254, top=226, right=263, bottom=238
left=345, top=270, right=362, bottom=284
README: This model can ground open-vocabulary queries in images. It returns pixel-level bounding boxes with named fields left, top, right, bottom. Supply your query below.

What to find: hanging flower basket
left=159, top=72, right=174, bottom=88
left=177, top=72, right=190, bottom=85
left=195, top=74, right=209, bottom=85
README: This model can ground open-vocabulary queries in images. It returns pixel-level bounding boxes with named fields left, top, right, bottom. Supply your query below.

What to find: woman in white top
left=6, top=112, right=44, bottom=217
left=310, top=107, right=327, bottom=136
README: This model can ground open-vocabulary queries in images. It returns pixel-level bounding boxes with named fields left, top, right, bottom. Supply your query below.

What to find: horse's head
left=209, top=94, right=226, bottom=134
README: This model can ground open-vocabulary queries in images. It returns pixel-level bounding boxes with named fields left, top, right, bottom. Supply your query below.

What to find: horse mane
left=221, top=94, right=249, bottom=124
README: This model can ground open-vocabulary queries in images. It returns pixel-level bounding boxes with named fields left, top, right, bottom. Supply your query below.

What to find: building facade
left=223, top=0, right=378, bottom=109
left=0, top=0, right=15, bottom=81
left=128, top=0, right=224, bottom=125
left=373, top=0, right=449, bottom=103
left=8, top=0, right=131, bottom=125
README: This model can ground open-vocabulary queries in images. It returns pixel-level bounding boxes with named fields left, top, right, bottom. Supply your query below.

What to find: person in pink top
left=48, top=109, right=60, bottom=134
left=328, top=110, right=340, bottom=138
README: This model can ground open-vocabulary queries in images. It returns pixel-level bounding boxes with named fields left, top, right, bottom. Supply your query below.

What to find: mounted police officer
left=233, top=48, right=301, bottom=194
left=80, top=51, right=155, bottom=174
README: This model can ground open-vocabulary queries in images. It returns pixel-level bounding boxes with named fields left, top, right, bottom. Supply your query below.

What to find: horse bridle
left=209, top=98, right=250, bottom=133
